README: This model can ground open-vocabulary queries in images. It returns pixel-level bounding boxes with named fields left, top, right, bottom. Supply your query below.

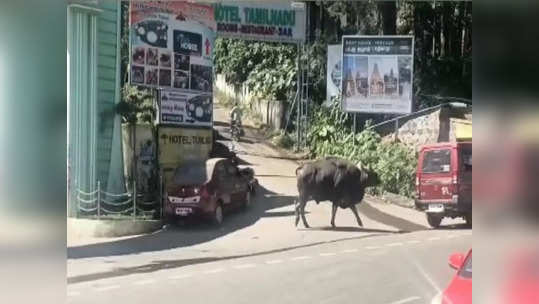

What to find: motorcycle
left=230, top=119, right=243, bottom=141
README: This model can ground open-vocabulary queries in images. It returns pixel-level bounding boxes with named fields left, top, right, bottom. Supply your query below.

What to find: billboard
left=341, top=36, right=414, bottom=114
left=129, top=1, right=216, bottom=126
left=158, top=89, right=212, bottom=127
left=213, top=1, right=306, bottom=43
left=326, top=44, right=342, bottom=104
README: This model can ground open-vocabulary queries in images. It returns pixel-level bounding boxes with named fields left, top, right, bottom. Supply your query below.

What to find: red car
left=432, top=249, right=472, bottom=304
left=164, top=158, right=256, bottom=225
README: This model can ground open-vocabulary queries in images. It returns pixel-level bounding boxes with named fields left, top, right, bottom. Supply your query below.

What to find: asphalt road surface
left=67, top=104, right=472, bottom=304
left=68, top=229, right=471, bottom=304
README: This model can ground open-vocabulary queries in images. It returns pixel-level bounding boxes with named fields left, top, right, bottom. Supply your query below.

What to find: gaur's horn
left=356, top=161, right=364, bottom=170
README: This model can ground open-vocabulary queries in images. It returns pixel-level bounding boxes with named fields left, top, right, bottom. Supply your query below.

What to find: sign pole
left=353, top=113, right=357, bottom=145
left=296, top=42, right=301, bottom=152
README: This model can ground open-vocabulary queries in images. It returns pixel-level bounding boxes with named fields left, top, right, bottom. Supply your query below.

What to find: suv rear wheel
left=427, top=213, right=443, bottom=228
left=213, top=203, right=224, bottom=226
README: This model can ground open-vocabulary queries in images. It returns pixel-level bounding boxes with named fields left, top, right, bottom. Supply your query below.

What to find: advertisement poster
left=158, top=89, right=212, bottom=127
left=341, top=36, right=414, bottom=114
left=213, top=1, right=306, bottom=43
left=129, top=1, right=216, bottom=109
left=121, top=125, right=156, bottom=195
left=326, top=44, right=342, bottom=105
left=158, top=127, right=213, bottom=187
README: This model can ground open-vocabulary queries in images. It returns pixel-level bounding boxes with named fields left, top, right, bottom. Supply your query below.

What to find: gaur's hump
left=295, top=165, right=304, bottom=176
left=320, top=156, right=356, bottom=170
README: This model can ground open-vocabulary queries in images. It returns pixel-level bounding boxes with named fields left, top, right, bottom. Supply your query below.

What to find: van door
left=458, top=145, right=472, bottom=209
left=419, top=148, right=453, bottom=203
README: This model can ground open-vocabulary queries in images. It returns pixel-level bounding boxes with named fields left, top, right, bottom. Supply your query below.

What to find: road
left=67, top=104, right=472, bottom=303
left=68, top=230, right=471, bottom=304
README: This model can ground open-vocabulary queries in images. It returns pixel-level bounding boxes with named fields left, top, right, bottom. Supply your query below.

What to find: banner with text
left=158, top=127, right=213, bottom=188
left=326, top=44, right=342, bottom=104
left=341, top=36, right=414, bottom=114
left=158, top=89, right=212, bottom=127
left=158, top=127, right=212, bottom=169
left=130, top=1, right=216, bottom=126
left=213, top=1, right=305, bottom=43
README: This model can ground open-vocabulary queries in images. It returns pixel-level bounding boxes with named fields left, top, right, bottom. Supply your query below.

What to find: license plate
left=428, top=204, right=444, bottom=213
left=175, top=207, right=192, bottom=216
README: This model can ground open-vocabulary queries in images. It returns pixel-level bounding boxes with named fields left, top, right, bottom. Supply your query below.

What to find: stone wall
left=381, top=106, right=472, bottom=151
left=215, top=74, right=285, bottom=129
left=391, top=109, right=442, bottom=150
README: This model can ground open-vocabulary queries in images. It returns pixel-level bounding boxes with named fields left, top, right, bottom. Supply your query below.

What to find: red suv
left=415, top=142, right=472, bottom=228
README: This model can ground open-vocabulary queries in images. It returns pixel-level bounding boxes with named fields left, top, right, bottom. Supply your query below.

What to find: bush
left=306, top=99, right=417, bottom=198
left=271, top=131, right=295, bottom=149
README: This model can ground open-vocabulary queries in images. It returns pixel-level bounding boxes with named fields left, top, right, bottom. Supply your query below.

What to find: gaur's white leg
left=295, top=196, right=310, bottom=228
left=300, top=200, right=310, bottom=228
left=330, top=203, right=338, bottom=227
left=350, top=204, right=363, bottom=227
left=294, top=199, right=301, bottom=227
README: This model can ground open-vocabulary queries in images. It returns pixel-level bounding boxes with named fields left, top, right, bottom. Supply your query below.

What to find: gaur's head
left=357, top=162, right=380, bottom=187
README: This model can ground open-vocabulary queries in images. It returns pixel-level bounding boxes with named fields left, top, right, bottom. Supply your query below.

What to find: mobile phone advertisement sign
left=129, top=1, right=216, bottom=127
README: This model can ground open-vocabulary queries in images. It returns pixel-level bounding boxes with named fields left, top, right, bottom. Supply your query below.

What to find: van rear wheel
left=427, top=214, right=443, bottom=228
left=464, top=212, right=472, bottom=227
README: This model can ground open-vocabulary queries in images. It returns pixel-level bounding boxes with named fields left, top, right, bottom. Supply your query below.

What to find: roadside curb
left=68, top=218, right=163, bottom=238
left=377, top=192, right=416, bottom=209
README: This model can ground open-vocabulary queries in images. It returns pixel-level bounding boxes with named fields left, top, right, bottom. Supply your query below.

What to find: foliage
left=271, top=130, right=295, bottom=149
left=214, top=38, right=297, bottom=101
left=116, top=85, right=154, bottom=124
left=307, top=99, right=417, bottom=198
left=214, top=87, right=236, bottom=107
left=117, top=3, right=154, bottom=125
left=245, top=43, right=297, bottom=101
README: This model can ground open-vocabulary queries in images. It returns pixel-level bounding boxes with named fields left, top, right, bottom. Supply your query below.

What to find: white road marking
left=291, top=256, right=311, bottom=261
left=428, top=237, right=441, bottom=241
left=386, top=242, right=403, bottom=247
left=204, top=268, right=225, bottom=274
left=407, top=240, right=421, bottom=244
left=412, top=260, right=441, bottom=293
left=95, top=285, right=121, bottom=292
left=342, top=249, right=358, bottom=253
left=233, top=264, right=256, bottom=269
left=133, top=279, right=155, bottom=286
left=319, top=252, right=337, bottom=257
left=387, top=296, right=421, bottom=304
left=67, top=291, right=80, bottom=297
left=169, top=274, right=193, bottom=280
left=265, top=259, right=283, bottom=264
left=366, top=246, right=381, bottom=250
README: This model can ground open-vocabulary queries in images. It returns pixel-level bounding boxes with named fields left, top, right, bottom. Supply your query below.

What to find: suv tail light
left=200, top=186, right=210, bottom=199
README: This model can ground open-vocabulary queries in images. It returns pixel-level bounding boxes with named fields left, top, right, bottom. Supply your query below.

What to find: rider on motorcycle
left=230, top=102, right=243, bottom=133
